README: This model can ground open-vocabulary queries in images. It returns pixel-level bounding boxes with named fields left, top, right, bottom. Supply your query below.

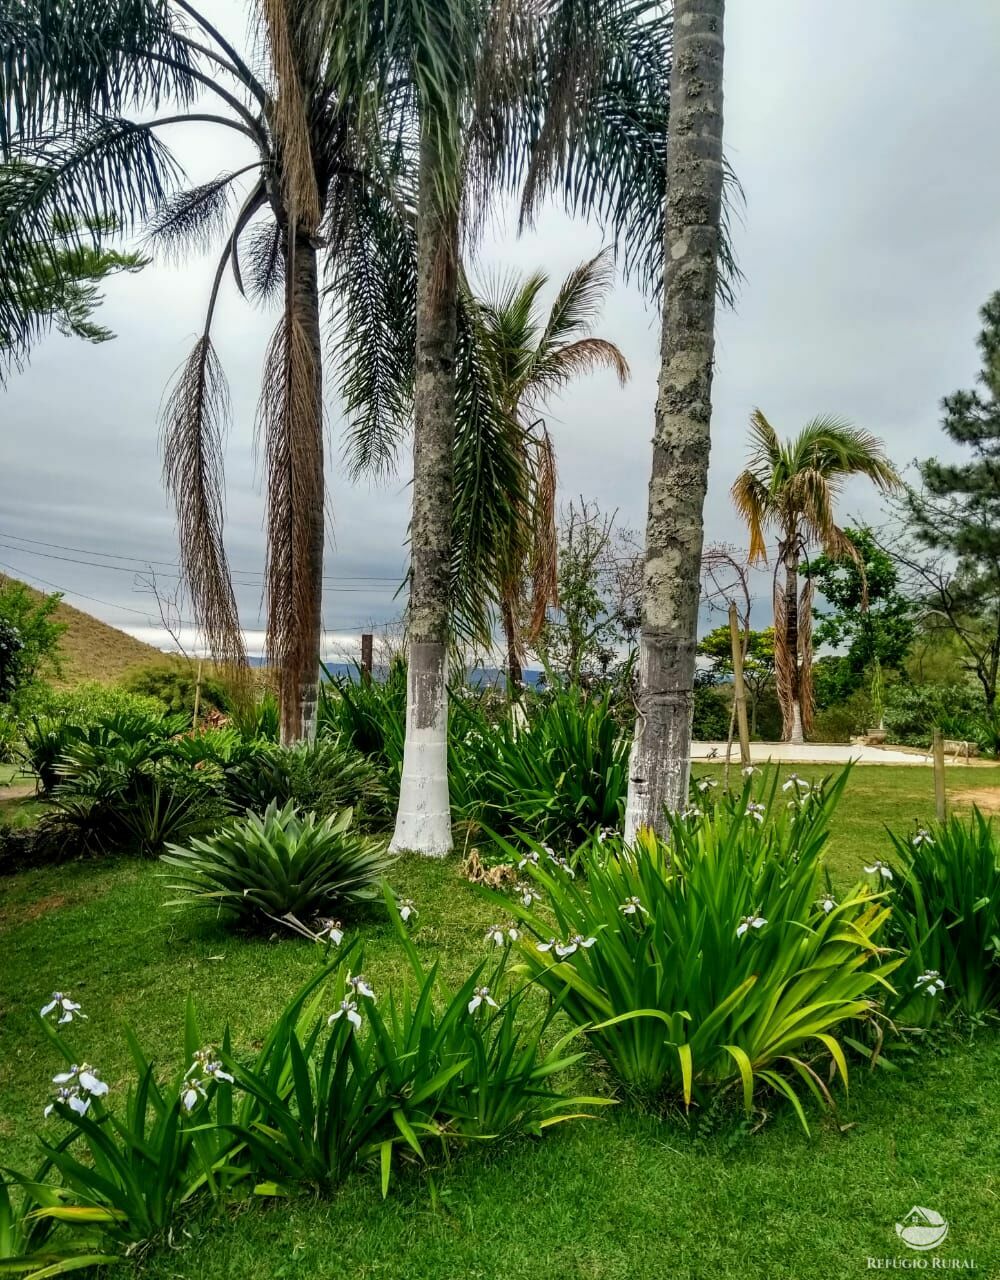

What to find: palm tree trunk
left=278, top=234, right=324, bottom=746
left=501, top=596, right=523, bottom=692
left=390, top=131, right=458, bottom=856
left=623, top=0, right=726, bottom=841
left=782, top=548, right=804, bottom=744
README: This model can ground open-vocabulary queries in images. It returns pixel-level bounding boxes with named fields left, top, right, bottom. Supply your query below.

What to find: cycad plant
left=731, top=411, right=899, bottom=742
left=0, top=0, right=415, bottom=741
left=469, top=250, right=629, bottom=689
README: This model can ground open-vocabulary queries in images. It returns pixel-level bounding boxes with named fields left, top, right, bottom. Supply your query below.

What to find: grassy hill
left=1, top=576, right=172, bottom=686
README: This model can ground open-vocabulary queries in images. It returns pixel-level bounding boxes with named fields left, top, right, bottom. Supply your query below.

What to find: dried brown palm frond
left=258, top=0, right=321, bottom=232
left=258, top=293, right=323, bottom=738
left=160, top=252, right=249, bottom=698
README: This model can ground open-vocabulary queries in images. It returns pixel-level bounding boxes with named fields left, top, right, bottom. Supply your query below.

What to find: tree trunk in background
left=390, top=132, right=458, bottom=855
left=783, top=548, right=803, bottom=744
left=624, top=0, right=727, bottom=840
left=501, top=596, right=523, bottom=692
left=279, top=236, right=324, bottom=746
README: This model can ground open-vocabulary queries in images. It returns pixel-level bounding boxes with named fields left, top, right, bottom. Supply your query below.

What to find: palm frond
left=161, top=249, right=248, bottom=681
left=524, top=336, right=629, bottom=405
left=797, top=573, right=815, bottom=735
left=144, top=168, right=247, bottom=259
left=0, top=0, right=194, bottom=149
left=730, top=470, right=772, bottom=564
left=0, top=121, right=180, bottom=367
left=238, top=217, right=284, bottom=303
left=256, top=0, right=320, bottom=230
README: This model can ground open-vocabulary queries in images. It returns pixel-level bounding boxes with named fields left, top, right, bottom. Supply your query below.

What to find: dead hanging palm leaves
left=161, top=250, right=249, bottom=699
left=259, top=283, right=323, bottom=738
left=797, top=573, right=816, bottom=736
left=259, top=0, right=321, bottom=233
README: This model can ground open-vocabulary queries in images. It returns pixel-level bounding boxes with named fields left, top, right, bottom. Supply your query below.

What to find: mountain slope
left=1, top=576, right=170, bottom=686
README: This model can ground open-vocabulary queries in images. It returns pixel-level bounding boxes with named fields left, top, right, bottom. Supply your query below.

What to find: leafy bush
left=455, top=684, right=628, bottom=849
left=691, top=683, right=731, bottom=741
left=811, top=687, right=873, bottom=743
left=123, top=662, right=231, bottom=719
left=883, top=681, right=985, bottom=748
left=317, top=662, right=406, bottom=791
left=885, top=811, right=1000, bottom=1024
left=161, top=800, right=393, bottom=929
left=500, top=774, right=897, bottom=1129
left=227, top=687, right=281, bottom=742
left=221, top=738, right=390, bottom=827
left=227, top=929, right=598, bottom=1195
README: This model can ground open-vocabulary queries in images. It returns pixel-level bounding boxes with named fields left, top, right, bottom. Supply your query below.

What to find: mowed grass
left=2, top=764, right=1000, bottom=1278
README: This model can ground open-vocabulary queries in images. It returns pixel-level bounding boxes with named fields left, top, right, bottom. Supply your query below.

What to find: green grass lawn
left=2, top=764, right=999, bottom=1278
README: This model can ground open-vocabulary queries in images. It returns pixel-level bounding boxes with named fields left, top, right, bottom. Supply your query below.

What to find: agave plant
left=161, top=800, right=393, bottom=929
left=498, top=773, right=899, bottom=1130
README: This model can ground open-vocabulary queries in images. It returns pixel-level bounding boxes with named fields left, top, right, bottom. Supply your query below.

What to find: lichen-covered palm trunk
left=391, top=134, right=459, bottom=856
left=624, top=0, right=726, bottom=840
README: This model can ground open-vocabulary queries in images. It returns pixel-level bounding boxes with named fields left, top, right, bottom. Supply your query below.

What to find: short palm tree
left=0, top=0, right=413, bottom=742
left=731, top=409, right=900, bottom=743
left=470, top=249, right=629, bottom=688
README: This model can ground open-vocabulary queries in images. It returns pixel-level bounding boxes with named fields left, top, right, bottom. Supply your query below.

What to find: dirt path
left=0, top=781, right=35, bottom=804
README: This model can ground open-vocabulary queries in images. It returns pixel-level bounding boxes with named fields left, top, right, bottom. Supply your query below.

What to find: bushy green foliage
left=161, top=801, right=393, bottom=930
left=317, top=663, right=406, bottom=790
left=691, top=683, right=730, bottom=741
left=123, top=662, right=231, bottom=719
left=883, top=681, right=987, bottom=748
left=499, top=774, right=897, bottom=1128
left=0, top=1169, right=117, bottom=1276
left=221, top=737, right=391, bottom=827
left=885, top=811, right=1000, bottom=1024
left=0, top=582, right=65, bottom=704
left=454, top=684, right=628, bottom=848
left=227, top=688, right=281, bottom=742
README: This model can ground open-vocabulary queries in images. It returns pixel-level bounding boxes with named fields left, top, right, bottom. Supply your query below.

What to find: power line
left=0, top=531, right=403, bottom=582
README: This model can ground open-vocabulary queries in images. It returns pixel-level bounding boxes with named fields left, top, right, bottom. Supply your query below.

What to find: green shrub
left=221, top=738, right=391, bottom=827
left=454, top=684, right=628, bottom=849
left=0, top=1168, right=117, bottom=1276
left=885, top=811, right=1000, bottom=1024
left=317, top=662, right=406, bottom=791
left=123, top=662, right=231, bottom=719
left=691, top=683, right=731, bottom=740
left=161, top=800, right=393, bottom=930
left=499, top=774, right=897, bottom=1129
left=883, top=682, right=985, bottom=748
left=227, top=687, right=280, bottom=741
left=226, top=928, right=598, bottom=1196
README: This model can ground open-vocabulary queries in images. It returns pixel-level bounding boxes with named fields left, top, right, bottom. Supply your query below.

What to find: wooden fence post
left=360, top=633, right=373, bottom=685
left=932, top=726, right=947, bottom=822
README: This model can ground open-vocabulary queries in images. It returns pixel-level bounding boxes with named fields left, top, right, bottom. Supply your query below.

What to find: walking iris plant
left=497, top=772, right=900, bottom=1131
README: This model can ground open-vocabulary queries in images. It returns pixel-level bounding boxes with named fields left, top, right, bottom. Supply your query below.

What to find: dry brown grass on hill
left=2, top=576, right=172, bottom=685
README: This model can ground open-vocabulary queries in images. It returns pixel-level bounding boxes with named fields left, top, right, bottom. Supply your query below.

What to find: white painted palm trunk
left=789, top=698, right=804, bottom=746
left=390, top=641, right=453, bottom=856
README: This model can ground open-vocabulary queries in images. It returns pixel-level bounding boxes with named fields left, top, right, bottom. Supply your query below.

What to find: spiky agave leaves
left=161, top=321, right=249, bottom=693
left=259, top=244, right=324, bottom=744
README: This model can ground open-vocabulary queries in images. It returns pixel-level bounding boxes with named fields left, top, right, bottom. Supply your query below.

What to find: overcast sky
left=2, top=0, right=999, bottom=659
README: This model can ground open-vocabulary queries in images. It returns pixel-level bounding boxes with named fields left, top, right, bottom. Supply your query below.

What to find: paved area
left=692, top=742, right=981, bottom=767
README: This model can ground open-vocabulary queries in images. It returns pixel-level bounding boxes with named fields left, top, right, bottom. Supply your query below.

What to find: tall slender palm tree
left=470, top=248, right=629, bottom=688
left=624, top=0, right=727, bottom=840
left=731, top=410, right=900, bottom=743
left=0, top=0, right=413, bottom=742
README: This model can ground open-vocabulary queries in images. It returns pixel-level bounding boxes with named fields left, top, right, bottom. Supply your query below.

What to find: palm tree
left=623, top=0, right=728, bottom=840
left=731, top=410, right=900, bottom=743
left=470, top=249, right=629, bottom=689
left=0, top=0, right=414, bottom=742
